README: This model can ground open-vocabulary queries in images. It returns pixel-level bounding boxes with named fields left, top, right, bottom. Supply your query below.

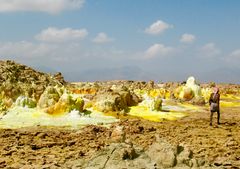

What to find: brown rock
left=111, top=126, right=126, bottom=143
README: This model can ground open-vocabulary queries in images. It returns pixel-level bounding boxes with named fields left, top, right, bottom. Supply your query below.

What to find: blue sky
left=0, top=0, right=240, bottom=83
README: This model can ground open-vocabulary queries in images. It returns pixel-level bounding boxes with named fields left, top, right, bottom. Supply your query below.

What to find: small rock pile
left=83, top=136, right=212, bottom=169
left=93, top=87, right=141, bottom=114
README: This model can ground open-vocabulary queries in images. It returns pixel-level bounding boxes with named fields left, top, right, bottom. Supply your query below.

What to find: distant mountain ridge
left=63, top=66, right=240, bottom=84
left=2, top=60, right=239, bottom=84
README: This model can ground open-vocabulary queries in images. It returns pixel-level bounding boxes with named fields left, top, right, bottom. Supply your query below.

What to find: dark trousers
left=210, top=110, right=220, bottom=125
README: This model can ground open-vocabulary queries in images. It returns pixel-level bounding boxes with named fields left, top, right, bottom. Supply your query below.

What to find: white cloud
left=145, top=20, right=172, bottom=35
left=229, top=49, right=240, bottom=59
left=180, top=33, right=196, bottom=43
left=224, top=49, right=240, bottom=65
left=145, top=43, right=174, bottom=59
left=200, top=43, right=221, bottom=57
left=93, top=32, right=114, bottom=44
left=0, top=41, right=126, bottom=66
left=35, top=27, right=88, bottom=43
left=0, top=41, right=57, bottom=58
left=0, top=0, right=84, bottom=14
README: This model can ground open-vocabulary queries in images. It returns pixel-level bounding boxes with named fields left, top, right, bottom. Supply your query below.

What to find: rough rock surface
left=1, top=61, right=240, bottom=168
left=85, top=137, right=209, bottom=169
left=0, top=111, right=239, bottom=168
left=1, top=104, right=240, bottom=168
left=0, top=60, right=66, bottom=103
left=150, top=96, right=162, bottom=111
left=37, top=86, right=63, bottom=109
left=110, top=126, right=126, bottom=143
left=93, top=88, right=140, bottom=113
left=46, top=94, right=85, bottom=114
left=84, top=142, right=154, bottom=169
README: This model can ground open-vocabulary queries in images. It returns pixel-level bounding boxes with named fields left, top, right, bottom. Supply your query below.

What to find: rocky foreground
left=0, top=106, right=239, bottom=168
left=0, top=60, right=240, bottom=168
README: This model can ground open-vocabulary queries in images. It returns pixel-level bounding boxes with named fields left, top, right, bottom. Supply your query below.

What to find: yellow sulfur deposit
left=201, top=88, right=212, bottom=102
left=180, top=102, right=202, bottom=110
left=129, top=105, right=187, bottom=122
left=149, top=89, right=168, bottom=98
left=221, top=94, right=240, bottom=100
left=220, top=101, right=240, bottom=107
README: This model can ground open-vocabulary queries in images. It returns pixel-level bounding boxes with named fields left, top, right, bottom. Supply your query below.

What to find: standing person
left=209, top=87, right=220, bottom=126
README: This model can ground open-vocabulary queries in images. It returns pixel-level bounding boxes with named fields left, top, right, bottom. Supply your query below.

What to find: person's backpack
left=210, top=93, right=218, bottom=112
